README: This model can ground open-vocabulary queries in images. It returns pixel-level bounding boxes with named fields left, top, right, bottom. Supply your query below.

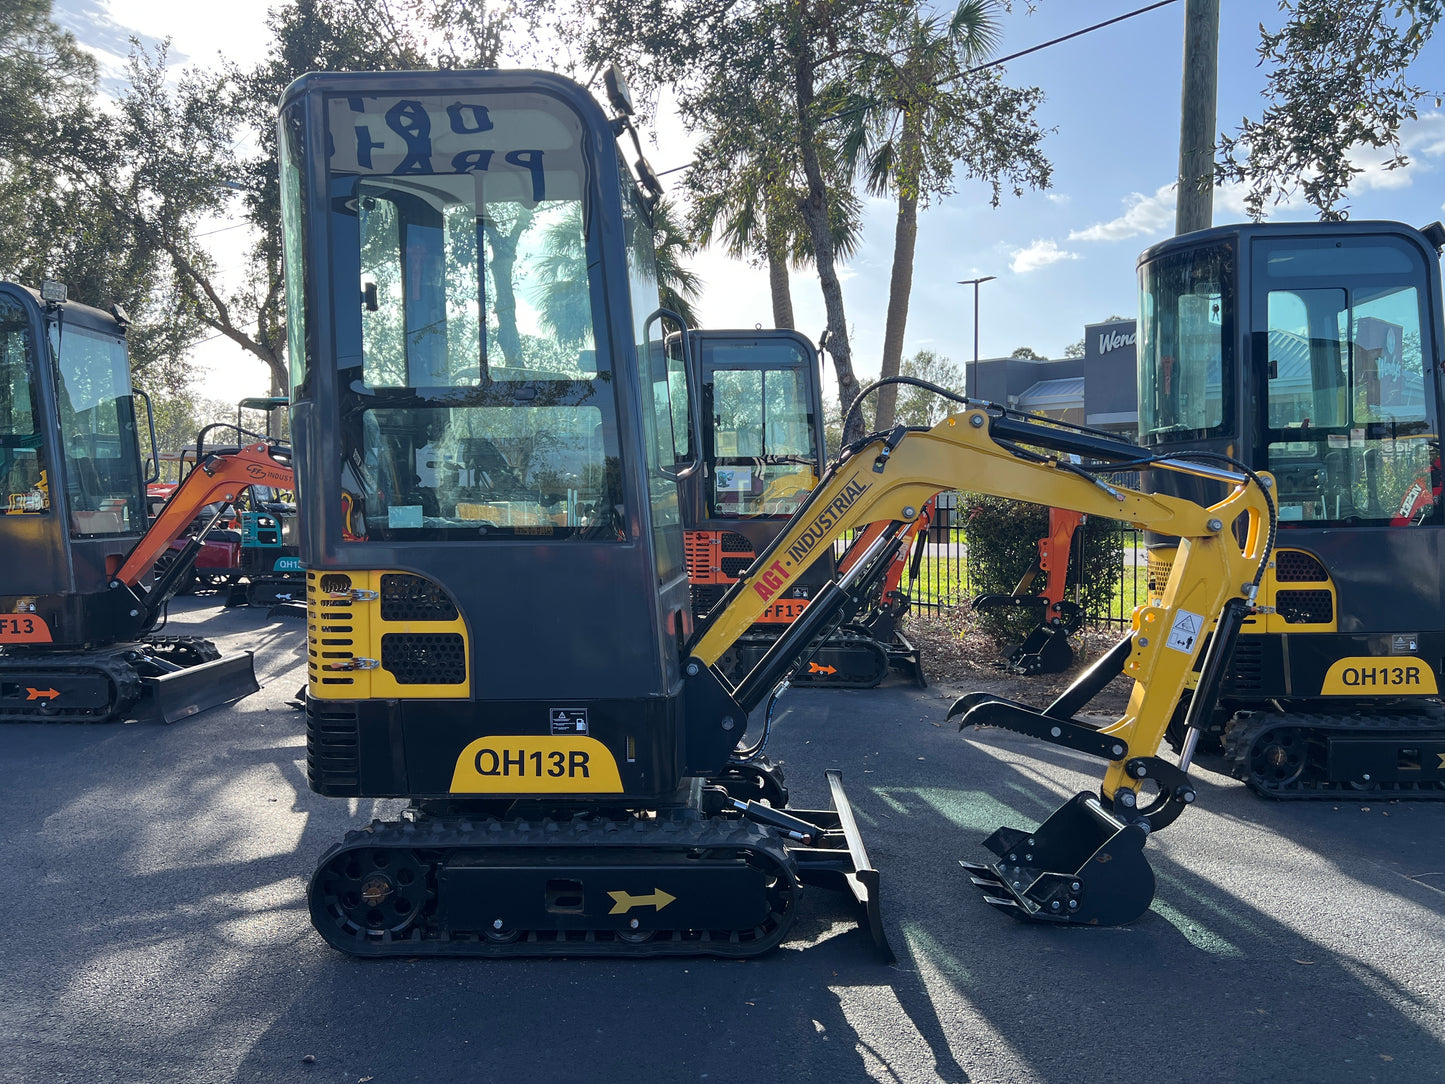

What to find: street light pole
left=957, top=275, right=995, bottom=398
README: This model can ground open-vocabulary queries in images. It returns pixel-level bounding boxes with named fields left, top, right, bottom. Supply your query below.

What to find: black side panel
left=308, top=696, right=684, bottom=802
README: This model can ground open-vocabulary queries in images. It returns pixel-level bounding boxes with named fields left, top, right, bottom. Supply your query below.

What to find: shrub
left=962, top=494, right=1124, bottom=645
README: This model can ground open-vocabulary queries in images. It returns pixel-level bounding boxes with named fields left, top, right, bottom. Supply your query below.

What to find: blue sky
left=58, top=0, right=1445, bottom=401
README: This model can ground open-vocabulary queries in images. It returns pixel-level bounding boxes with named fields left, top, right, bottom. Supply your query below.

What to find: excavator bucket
left=1000, top=624, right=1074, bottom=676
left=961, top=792, right=1154, bottom=926
left=133, top=650, right=259, bottom=725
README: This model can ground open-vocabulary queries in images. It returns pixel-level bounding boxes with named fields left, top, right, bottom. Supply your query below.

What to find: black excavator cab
left=281, top=69, right=887, bottom=958
left=679, top=328, right=923, bottom=687
left=1138, top=219, right=1445, bottom=799
left=0, top=282, right=258, bottom=722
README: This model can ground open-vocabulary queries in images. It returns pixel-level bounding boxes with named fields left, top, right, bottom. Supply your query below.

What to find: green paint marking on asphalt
left=892, top=786, right=1023, bottom=833
left=900, top=921, right=975, bottom=986
left=1150, top=898, right=1245, bottom=957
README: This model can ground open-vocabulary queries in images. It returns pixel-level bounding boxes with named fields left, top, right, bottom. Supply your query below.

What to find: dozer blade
left=789, top=769, right=894, bottom=963
left=135, top=650, right=259, bottom=724
left=965, top=791, right=1154, bottom=926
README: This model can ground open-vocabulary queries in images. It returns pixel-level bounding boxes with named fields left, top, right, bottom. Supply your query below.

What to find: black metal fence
left=893, top=490, right=1150, bottom=630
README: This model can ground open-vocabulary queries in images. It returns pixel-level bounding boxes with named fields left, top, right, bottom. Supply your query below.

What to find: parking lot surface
left=4, top=598, right=1443, bottom=1083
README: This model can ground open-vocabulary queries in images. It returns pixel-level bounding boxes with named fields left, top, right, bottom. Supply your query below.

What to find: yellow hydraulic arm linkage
left=686, top=402, right=1274, bottom=926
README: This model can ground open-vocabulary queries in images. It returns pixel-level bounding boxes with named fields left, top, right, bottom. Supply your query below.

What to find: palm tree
left=532, top=197, right=705, bottom=345
left=831, top=0, right=1048, bottom=430
left=651, top=198, right=705, bottom=330
left=685, top=89, right=862, bottom=331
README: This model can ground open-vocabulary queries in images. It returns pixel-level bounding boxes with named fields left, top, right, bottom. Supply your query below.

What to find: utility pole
left=1175, top=0, right=1219, bottom=235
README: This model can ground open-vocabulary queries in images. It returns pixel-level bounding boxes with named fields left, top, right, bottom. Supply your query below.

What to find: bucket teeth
left=981, top=895, right=1023, bottom=912
left=959, top=860, right=1008, bottom=891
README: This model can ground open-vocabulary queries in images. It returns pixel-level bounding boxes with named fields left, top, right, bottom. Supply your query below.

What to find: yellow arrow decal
left=1438, top=753, right=1445, bottom=769
left=607, top=888, right=676, bottom=915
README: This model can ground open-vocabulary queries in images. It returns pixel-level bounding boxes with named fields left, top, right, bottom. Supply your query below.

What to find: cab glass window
left=324, top=90, right=626, bottom=542
left=625, top=168, right=687, bottom=582
left=703, top=343, right=818, bottom=518
left=1138, top=242, right=1232, bottom=440
left=0, top=296, right=46, bottom=513
left=54, top=323, right=144, bottom=535
left=1256, top=235, right=1436, bottom=526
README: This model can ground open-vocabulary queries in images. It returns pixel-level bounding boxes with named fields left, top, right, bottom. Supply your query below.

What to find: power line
left=654, top=0, right=1184, bottom=179
left=196, top=221, right=249, bottom=238
left=960, top=0, right=1181, bottom=78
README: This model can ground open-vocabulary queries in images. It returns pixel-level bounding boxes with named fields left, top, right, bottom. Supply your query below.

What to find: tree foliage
left=1219, top=0, right=1442, bottom=219
left=0, top=5, right=213, bottom=389
left=540, top=0, right=943, bottom=442
left=894, top=348, right=966, bottom=426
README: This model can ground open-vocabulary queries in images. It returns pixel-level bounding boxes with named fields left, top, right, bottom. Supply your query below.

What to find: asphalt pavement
left=3, top=597, right=1444, bottom=1084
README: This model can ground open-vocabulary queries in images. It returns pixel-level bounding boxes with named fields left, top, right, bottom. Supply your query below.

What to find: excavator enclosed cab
left=0, top=283, right=260, bottom=722
left=1137, top=219, right=1445, bottom=798
left=0, top=284, right=147, bottom=631
left=281, top=70, right=889, bottom=957
left=681, top=330, right=923, bottom=686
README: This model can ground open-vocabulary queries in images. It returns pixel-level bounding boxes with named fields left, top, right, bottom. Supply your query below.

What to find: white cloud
left=1046, top=193, right=1071, bottom=205
left=1009, top=240, right=1079, bottom=274
left=1398, top=112, right=1445, bottom=157
left=1068, top=185, right=1176, bottom=243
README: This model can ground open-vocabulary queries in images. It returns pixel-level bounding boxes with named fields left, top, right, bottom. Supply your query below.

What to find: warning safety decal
left=1166, top=610, right=1203, bottom=654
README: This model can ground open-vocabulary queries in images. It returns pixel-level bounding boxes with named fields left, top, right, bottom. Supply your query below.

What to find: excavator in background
left=0, top=281, right=283, bottom=723
left=279, top=67, right=1274, bottom=956
left=681, top=329, right=925, bottom=687
left=972, top=507, right=1085, bottom=675
left=1137, top=218, right=1445, bottom=801
left=149, top=398, right=303, bottom=608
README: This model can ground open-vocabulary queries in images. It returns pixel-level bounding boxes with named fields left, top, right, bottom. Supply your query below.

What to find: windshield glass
left=0, top=295, right=47, bottom=514
left=324, top=89, right=626, bottom=542
left=54, top=322, right=144, bottom=535
left=700, top=337, right=819, bottom=518
left=1138, top=241, right=1233, bottom=440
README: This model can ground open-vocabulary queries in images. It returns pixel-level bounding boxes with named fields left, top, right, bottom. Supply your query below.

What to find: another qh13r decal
left=1321, top=657, right=1439, bottom=695
left=450, top=735, right=623, bottom=793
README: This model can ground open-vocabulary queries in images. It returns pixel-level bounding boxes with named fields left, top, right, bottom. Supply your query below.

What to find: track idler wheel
left=1244, top=726, right=1309, bottom=795
left=311, top=846, right=434, bottom=942
left=962, top=792, right=1155, bottom=926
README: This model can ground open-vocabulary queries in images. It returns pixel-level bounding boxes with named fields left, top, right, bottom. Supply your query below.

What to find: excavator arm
left=685, top=404, right=1273, bottom=925
left=114, top=439, right=294, bottom=618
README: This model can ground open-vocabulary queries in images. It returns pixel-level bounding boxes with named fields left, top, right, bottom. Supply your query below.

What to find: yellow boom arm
left=691, top=407, right=1271, bottom=807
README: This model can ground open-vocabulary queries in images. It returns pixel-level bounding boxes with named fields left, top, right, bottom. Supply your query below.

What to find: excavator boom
left=114, top=442, right=294, bottom=588
left=686, top=403, right=1273, bottom=923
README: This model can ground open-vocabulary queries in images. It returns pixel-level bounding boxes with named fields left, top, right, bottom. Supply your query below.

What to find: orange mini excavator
left=0, top=281, right=286, bottom=722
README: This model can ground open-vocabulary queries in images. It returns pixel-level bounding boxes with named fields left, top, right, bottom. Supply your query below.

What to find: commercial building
left=970, top=318, right=1139, bottom=440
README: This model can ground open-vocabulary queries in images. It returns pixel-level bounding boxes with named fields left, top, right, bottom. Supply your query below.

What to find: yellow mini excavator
left=279, top=67, right=1273, bottom=957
